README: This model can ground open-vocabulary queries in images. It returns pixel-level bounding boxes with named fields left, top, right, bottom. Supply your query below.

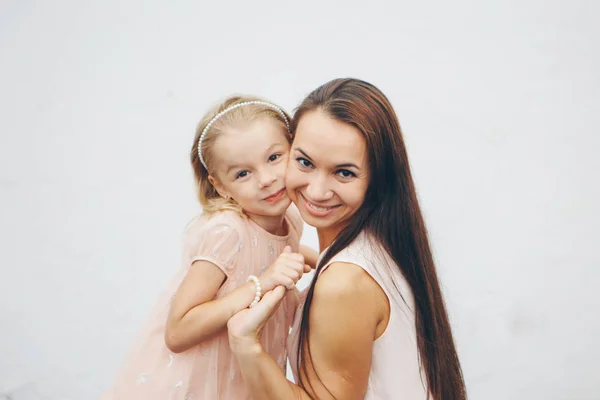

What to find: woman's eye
left=337, top=169, right=355, bottom=178
left=235, top=170, right=249, bottom=179
left=268, top=154, right=280, bottom=162
left=297, top=157, right=313, bottom=168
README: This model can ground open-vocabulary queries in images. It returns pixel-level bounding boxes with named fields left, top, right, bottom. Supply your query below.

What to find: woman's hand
left=228, top=285, right=287, bottom=355
left=259, top=246, right=310, bottom=292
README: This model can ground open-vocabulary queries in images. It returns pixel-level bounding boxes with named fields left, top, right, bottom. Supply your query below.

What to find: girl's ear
left=208, top=175, right=229, bottom=199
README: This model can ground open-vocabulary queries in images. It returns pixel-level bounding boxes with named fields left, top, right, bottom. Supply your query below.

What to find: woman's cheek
left=285, top=169, right=301, bottom=200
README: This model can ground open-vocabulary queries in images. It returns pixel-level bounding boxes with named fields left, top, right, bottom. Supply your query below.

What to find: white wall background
left=1, top=1, right=599, bottom=399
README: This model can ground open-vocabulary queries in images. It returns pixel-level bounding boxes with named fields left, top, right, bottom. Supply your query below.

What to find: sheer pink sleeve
left=191, top=221, right=241, bottom=278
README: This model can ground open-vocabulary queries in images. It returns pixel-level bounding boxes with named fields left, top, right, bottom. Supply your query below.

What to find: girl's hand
left=259, top=246, right=308, bottom=292
left=228, top=285, right=287, bottom=355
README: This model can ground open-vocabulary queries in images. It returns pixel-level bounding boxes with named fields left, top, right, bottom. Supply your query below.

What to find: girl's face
left=286, top=110, right=370, bottom=242
left=209, top=117, right=292, bottom=221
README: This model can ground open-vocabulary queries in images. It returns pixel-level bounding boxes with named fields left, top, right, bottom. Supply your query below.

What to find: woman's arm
left=235, top=336, right=311, bottom=399
left=166, top=247, right=308, bottom=353
left=229, top=262, right=388, bottom=399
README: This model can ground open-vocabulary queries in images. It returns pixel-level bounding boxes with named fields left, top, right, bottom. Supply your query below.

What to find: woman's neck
left=317, top=226, right=343, bottom=253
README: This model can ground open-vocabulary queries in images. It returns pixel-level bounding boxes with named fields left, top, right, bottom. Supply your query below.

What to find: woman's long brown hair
left=294, top=78, right=466, bottom=400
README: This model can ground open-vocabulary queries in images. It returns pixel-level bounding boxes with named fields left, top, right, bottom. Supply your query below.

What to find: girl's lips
left=264, top=188, right=286, bottom=203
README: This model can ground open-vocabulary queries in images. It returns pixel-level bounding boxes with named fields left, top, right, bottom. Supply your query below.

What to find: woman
left=227, top=78, right=467, bottom=399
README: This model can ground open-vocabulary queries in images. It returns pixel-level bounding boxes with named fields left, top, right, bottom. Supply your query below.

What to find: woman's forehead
left=293, top=112, right=367, bottom=165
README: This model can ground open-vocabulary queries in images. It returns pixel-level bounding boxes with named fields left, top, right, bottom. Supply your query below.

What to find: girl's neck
left=247, top=213, right=287, bottom=236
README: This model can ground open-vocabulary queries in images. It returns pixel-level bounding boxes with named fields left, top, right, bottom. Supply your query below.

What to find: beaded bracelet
left=247, top=275, right=262, bottom=308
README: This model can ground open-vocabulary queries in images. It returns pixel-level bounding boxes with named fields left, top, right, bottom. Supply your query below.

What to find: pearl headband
left=197, top=101, right=291, bottom=170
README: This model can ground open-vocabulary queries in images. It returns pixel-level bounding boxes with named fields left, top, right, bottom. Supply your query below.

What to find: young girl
left=101, top=96, right=316, bottom=400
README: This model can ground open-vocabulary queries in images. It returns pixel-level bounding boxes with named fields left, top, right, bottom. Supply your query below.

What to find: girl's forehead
left=211, top=120, right=290, bottom=167
left=218, top=125, right=288, bottom=154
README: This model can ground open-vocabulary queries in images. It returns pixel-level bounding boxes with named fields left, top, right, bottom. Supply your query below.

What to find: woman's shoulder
left=318, top=259, right=375, bottom=296
left=327, top=231, right=383, bottom=265
left=322, top=231, right=404, bottom=294
left=312, top=255, right=389, bottom=341
left=317, top=233, right=382, bottom=292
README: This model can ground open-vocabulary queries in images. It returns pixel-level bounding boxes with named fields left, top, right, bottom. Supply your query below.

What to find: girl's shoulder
left=185, top=210, right=249, bottom=237
left=182, top=211, right=251, bottom=276
left=285, top=203, right=304, bottom=238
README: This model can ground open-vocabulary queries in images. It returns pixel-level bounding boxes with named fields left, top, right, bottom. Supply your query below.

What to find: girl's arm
left=228, top=262, right=389, bottom=399
left=165, top=260, right=255, bottom=353
left=166, top=247, right=307, bottom=353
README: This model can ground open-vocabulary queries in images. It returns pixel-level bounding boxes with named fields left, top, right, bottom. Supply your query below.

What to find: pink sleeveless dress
left=101, top=205, right=303, bottom=400
left=287, top=231, right=430, bottom=399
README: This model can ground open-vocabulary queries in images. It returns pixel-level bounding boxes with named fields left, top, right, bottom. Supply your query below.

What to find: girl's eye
left=336, top=169, right=356, bottom=179
left=297, top=157, right=313, bottom=168
left=235, top=170, right=249, bottom=179
left=269, top=154, right=280, bottom=162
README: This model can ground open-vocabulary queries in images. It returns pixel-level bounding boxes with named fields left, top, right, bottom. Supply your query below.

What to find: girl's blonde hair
left=190, top=95, right=291, bottom=215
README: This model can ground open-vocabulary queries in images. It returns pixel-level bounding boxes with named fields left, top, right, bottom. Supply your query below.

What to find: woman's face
left=286, top=109, right=370, bottom=239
